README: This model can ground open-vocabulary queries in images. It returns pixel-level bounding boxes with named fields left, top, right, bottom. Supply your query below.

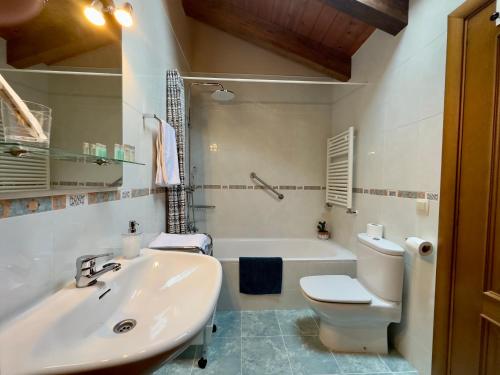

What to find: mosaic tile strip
left=131, top=188, right=150, bottom=198
left=151, top=187, right=167, bottom=194
left=0, top=186, right=165, bottom=220
left=426, top=192, right=439, bottom=201
left=68, top=194, right=86, bottom=207
left=0, top=196, right=52, bottom=219
left=353, top=187, right=438, bottom=201
left=398, top=190, right=425, bottom=199
left=304, top=186, right=321, bottom=190
left=51, top=195, right=66, bottom=210
left=121, top=189, right=131, bottom=199
left=370, top=189, right=388, bottom=196
left=59, top=181, right=79, bottom=187
left=88, top=191, right=120, bottom=205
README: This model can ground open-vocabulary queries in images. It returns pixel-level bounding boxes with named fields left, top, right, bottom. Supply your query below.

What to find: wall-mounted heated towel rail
left=326, top=127, right=354, bottom=209
left=250, top=172, right=284, bottom=200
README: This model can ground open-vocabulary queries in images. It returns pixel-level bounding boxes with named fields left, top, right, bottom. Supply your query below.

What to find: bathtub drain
left=113, top=319, right=137, bottom=334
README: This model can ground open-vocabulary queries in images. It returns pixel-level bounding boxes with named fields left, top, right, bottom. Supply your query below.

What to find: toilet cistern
left=75, top=253, right=121, bottom=288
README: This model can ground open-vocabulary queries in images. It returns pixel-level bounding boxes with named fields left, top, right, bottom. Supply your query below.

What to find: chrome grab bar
left=250, top=172, right=284, bottom=200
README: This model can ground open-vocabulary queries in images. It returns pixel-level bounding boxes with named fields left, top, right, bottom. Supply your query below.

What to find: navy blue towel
left=239, top=257, right=283, bottom=295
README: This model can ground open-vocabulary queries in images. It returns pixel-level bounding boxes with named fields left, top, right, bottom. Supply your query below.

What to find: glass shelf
left=0, top=142, right=145, bottom=166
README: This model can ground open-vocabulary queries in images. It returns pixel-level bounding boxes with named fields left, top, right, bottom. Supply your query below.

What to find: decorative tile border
left=369, top=189, right=387, bottom=196
left=131, top=188, right=149, bottom=198
left=352, top=187, right=439, bottom=201
left=68, top=194, right=86, bottom=207
left=0, top=187, right=166, bottom=220
left=188, top=184, right=438, bottom=202
left=189, top=183, right=440, bottom=202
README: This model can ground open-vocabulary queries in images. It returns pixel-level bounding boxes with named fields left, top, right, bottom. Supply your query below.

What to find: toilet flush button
left=416, top=199, right=429, bottom=216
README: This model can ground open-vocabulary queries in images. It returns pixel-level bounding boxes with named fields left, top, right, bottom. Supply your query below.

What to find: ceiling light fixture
left=84, top=0, right=133, bottom=28
left=84, top=0, right=105, bottom=26
left=113, top=3, right=133, bottom=27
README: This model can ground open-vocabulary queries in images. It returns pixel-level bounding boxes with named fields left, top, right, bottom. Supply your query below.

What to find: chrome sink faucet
left=75, top=253, right=121, bottom=288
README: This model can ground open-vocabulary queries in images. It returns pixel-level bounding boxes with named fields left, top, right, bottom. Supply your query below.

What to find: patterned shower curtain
left=166, top=69, right=187, bottom=233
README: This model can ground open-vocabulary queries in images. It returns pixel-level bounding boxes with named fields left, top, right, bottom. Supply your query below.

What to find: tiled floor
left=153, top=309, right=418, bottom=375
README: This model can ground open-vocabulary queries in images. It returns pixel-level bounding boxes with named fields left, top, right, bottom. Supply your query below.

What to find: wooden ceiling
left=0, top=0, right=121, bottom=69
left=183, top=0, right=409, bottom=81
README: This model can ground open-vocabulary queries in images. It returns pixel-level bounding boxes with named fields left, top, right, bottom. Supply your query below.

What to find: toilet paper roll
left=367, top=223, right=384, bottom=238
left=405, top=237, right=433, bottom=256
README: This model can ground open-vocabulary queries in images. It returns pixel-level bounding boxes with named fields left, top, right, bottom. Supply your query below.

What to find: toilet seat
left=300, top=275, right=372, bottom=304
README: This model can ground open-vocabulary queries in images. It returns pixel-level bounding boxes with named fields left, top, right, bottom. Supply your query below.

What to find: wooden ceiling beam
left=183, top=0, right=352, bottom=81
left=323, top=0, right=409, bottom=35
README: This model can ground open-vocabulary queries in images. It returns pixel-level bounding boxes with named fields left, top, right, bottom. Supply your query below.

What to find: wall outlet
left=416, top=199, right=429, bottom=216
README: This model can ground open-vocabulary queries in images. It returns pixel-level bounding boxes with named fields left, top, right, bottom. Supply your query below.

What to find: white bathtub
left=214, top=238, right=357, bottom=310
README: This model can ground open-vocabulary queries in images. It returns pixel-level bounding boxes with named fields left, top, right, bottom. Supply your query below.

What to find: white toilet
left=300, top=233, right=404, bottom=354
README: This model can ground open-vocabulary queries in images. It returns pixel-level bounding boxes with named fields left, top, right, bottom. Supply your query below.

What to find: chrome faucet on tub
left=75, top=253, right=121, bottom=288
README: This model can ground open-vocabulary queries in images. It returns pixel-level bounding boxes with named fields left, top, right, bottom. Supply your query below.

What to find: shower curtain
left=166, top=69, right=187, bottom=234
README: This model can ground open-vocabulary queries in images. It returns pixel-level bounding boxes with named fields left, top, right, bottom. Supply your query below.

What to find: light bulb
left=114, top=3, right=133, bottom=27
left=84, top=1, right=105, bottom=26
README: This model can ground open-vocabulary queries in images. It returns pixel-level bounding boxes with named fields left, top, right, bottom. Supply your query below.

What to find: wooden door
left=435, top=1, right=500, bottom=374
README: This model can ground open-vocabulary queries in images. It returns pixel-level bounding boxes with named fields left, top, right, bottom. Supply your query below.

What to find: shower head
left=191, top=81, right=236, bottom=102
left=211, top=88, right=236, bottom=102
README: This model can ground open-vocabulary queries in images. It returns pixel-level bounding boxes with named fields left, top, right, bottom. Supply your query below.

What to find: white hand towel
left=155, top=120, right=180, bottom=186
left=148, top=233, right=212, bottom=253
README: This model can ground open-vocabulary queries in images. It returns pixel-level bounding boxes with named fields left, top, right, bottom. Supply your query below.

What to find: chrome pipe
left=250, top=172, right=284, bottom=200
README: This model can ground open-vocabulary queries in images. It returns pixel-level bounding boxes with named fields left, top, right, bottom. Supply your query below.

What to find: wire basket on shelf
left=0, top=98, right=52, bottom=146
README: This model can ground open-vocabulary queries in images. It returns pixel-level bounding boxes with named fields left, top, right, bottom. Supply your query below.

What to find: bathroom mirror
left=0, top=0, right=124, bottom=192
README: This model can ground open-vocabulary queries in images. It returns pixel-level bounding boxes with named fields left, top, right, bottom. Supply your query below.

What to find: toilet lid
left=300, top=275, right=372, bottom=304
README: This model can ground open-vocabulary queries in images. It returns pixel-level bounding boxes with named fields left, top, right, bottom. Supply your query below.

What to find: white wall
left=190, top=83, right=332, bottom=238
left=329, top=1, right=464, bottom=374
left=187, top=14, right=332, bottom=238
left=0, top=0, right=190, bottom=323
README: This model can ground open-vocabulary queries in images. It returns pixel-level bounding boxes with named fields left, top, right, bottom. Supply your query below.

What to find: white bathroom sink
left=0, top=249, right=222, bottom=375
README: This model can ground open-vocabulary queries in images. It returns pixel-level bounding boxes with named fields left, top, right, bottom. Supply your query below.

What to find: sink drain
left=113, top=319, right=137, bottom=334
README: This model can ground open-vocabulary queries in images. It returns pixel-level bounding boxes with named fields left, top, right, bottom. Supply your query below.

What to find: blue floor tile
left=242, top=310, right=281, bottom=337
left=242, top=336, right=292, bottom=375
left=192, top=337, right=241, bottom=375
left=335, top=352, right=390, bottom=374
left=379, top=349, right=417, bottom=372
left=155, top=345, right=198, bottom=375
left=283, top=335, right=340, bottom=374
left=157, top=310, right=419, bottom=375
left=215, top=310, right=241, bottom=337
left=276, top=309, right=318, bottom=336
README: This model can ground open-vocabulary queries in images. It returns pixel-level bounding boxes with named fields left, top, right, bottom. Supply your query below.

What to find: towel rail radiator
left=326, top=127, right=354, bottom=210
left=250, top=172, right=284, bottom=200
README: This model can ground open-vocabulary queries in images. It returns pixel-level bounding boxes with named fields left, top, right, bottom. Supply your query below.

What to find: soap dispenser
left=122, top=220, right=142, bottom=259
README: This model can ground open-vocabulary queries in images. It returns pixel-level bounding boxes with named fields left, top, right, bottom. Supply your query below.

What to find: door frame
left=433, top=0, right=495, bottom=374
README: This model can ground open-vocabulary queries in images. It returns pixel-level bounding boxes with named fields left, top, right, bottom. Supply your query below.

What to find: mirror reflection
left=0, top=0, right=124, bottom=193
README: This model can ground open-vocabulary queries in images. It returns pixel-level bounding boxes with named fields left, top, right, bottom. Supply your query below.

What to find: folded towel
left=148, top=233, right=212, bottom=254
left=155, top=120, right=180, bottom=186
left=239, top=257, right=283, bottom=295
